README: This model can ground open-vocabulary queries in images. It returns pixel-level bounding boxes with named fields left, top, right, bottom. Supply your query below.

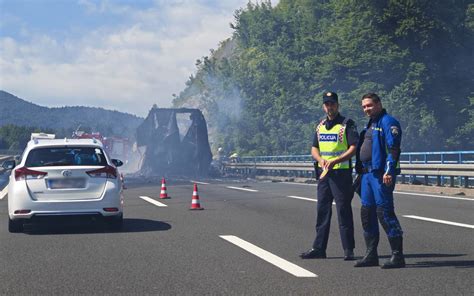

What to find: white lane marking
left=191, top=181, right=210, bottom=185
left=276, top=181, right=473, bottom=201
left=395, top=191, right=474, bottom=201
left=281, top=182, right=317, bottom=187
left=139, top=196, right=168, bottom=207
left=226, top=186, right=259, bottom=192
left=0, top=186, right=7, bottom=200
left=287, top=195, right=316, bottom=202
left=287, top=196, right=335, bottom=205
left=219, top=235, right=317, bottom=278
left=403, top=215, right=474, bottom=229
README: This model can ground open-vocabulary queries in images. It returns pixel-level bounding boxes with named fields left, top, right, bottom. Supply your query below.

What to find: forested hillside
left=0, top=90, right=143, bottom=149
left=173, top=0, right=474, bottom=155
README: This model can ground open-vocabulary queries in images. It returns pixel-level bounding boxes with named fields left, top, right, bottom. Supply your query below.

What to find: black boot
left=344, top=249, right=355, bottom=261
left=354, top=235, right=379, bottom=267
left=381, top=236, right=406, bottom=269
left=300, top=248, right=327, bottom=259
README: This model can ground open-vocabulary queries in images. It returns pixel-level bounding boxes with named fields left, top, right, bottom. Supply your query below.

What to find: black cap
left=323, top=91, right=338, bottom=103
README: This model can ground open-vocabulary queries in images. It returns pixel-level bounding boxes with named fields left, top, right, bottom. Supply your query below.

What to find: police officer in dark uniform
left=300, top=91, right=359, bottom=260
left=354, top=92, right=405, bottom=269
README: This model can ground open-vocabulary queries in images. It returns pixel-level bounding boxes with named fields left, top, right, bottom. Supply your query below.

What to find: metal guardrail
left=223, top=153, right=474, bottom=188
left=238, top=151, right=474, bottom=164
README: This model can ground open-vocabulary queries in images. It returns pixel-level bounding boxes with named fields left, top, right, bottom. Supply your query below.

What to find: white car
left=3, top=137, right=124, bottom=233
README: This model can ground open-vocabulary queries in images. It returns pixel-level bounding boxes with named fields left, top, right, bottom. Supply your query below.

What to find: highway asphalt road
left=0, top=178, right=473, bottom=295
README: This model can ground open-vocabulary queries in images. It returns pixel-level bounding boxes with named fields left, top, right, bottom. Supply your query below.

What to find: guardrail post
left=449, top=176, right=454, bottom=187
left=440, top=154, right=445, bottom=185
left=252, top=158, right=257, bottom=178
left=463, top=176, right=469, bottom=188
left=436, top=176, right=441, bottom=186
left=424, top=175, right=429, bottom=185
left=401, top=175, right=405, bottom=184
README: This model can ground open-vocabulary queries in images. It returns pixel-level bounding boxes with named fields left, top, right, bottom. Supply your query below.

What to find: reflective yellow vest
left=316, top=118, right=351, bottom=169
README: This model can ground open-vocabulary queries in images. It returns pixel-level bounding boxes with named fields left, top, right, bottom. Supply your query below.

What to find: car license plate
left=47, top=178, right=86, bottom=189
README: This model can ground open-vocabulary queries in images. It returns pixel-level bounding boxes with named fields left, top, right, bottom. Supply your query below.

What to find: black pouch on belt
left=352, top=174, right=362, bottom=196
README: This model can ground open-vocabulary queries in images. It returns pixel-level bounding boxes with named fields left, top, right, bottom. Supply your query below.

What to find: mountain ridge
left=0, top=90, right=143, bottom=139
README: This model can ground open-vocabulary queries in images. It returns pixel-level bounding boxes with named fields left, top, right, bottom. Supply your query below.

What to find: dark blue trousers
left=312, top=169, right=355, bottom=251
left=360, top=170, right=403, bottom=237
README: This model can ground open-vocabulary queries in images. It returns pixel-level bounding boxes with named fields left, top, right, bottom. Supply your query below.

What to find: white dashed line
left=0, top=186, right=7, bottom=200
left=226, top=186, right=259, bottom=192
left=139, top=196, right=168, bottom=207
left=281, top=182, right=317, bottom=187
left=287, top=195, right=316, bottom=202
left=191, top=181, right=210, bottom=185
left=219, top=235, right=317, bottom=278
left=287, top=196, right=335, bottom=205
left=395, top=191, right=474, bottom=201
left=403, top=215, right=474, bottom=229
left=276, top=181, right=473, bottom=201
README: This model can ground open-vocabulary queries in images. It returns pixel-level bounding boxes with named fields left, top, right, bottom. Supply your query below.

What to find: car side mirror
left=111, top=159, right=123, bottom=167
left=2, top=160, right=16, bottom=170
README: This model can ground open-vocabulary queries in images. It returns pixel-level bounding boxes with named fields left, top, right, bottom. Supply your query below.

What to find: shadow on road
left=385, top=253, right=474, bottom=269
left=404, top=253, right=465, bottom=259
left=24, top=217, right=172, bottom=235
left=402, top=253, right=473, bottom=268
left=409, top=260, right=474, bottom=268
left=346, top=253, right=473, bottom=268
left=121, top=218, right=172, bottom=232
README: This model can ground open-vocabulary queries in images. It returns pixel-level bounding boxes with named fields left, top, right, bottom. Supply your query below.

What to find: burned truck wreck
left=136, top=107, right=213, bottom=177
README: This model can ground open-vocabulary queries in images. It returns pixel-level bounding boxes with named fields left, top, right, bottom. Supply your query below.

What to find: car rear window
left=25, top=147, right=108, bottom=167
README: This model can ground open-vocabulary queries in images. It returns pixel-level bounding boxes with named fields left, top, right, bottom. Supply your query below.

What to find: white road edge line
left=219, top=235, right=317, bottom=278
left=287, top=196, right=335, bottom=205
left=403, top=215, right=474, bottom=229
left=0, top=186, right=7, bottom=200
left=226, top=186, right=259, bottom=192
left=191, top=181, right=210, bottom=185
left=395, top=191, right=474, bottom=201
left=139, top=196, right=168, bottom=207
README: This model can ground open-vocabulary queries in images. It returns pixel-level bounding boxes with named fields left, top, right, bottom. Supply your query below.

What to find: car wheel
left=8, top=218, right=24, bottom=233
left=106, top=214, right=123, bottom=231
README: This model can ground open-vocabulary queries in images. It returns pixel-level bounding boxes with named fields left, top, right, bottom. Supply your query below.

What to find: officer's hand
left=383, top=173, right=393, bottom=186
left=319, top=159, right=327, bottom=169
left=324, top=160, right=336, bottom=171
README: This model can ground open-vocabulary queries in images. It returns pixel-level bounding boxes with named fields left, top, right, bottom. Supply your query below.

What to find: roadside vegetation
left=173, top=0, right=474, bottom=155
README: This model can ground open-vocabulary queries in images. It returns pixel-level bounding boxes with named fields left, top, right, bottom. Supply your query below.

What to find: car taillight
left=86, top=165, right=117, bottom=179
left=15, top=167, right=48, bottom=181
left=103, top=207, right=119, bottom=212
left=14, top=209, right=31, bottom=214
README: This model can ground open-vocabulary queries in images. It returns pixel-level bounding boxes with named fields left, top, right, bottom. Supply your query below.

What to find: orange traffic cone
left=190, top=183, right=204, bottom=210
left=160, top=177, right=170, bottom=199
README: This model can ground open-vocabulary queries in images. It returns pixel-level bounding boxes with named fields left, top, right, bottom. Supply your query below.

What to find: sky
left=0, top=0, right=279, bottom=117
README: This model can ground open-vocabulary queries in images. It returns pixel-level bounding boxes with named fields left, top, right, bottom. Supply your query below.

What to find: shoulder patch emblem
left=390, top=126, right=399, bottom=136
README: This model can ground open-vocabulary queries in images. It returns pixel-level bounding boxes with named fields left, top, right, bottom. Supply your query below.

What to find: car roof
left=26, top=138, right=104, bottom=149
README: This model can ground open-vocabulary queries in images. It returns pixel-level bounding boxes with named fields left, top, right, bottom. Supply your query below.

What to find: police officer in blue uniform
left=354, top=93, right=406, bottom=269
left=300, top=92, right=359, bottom=260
